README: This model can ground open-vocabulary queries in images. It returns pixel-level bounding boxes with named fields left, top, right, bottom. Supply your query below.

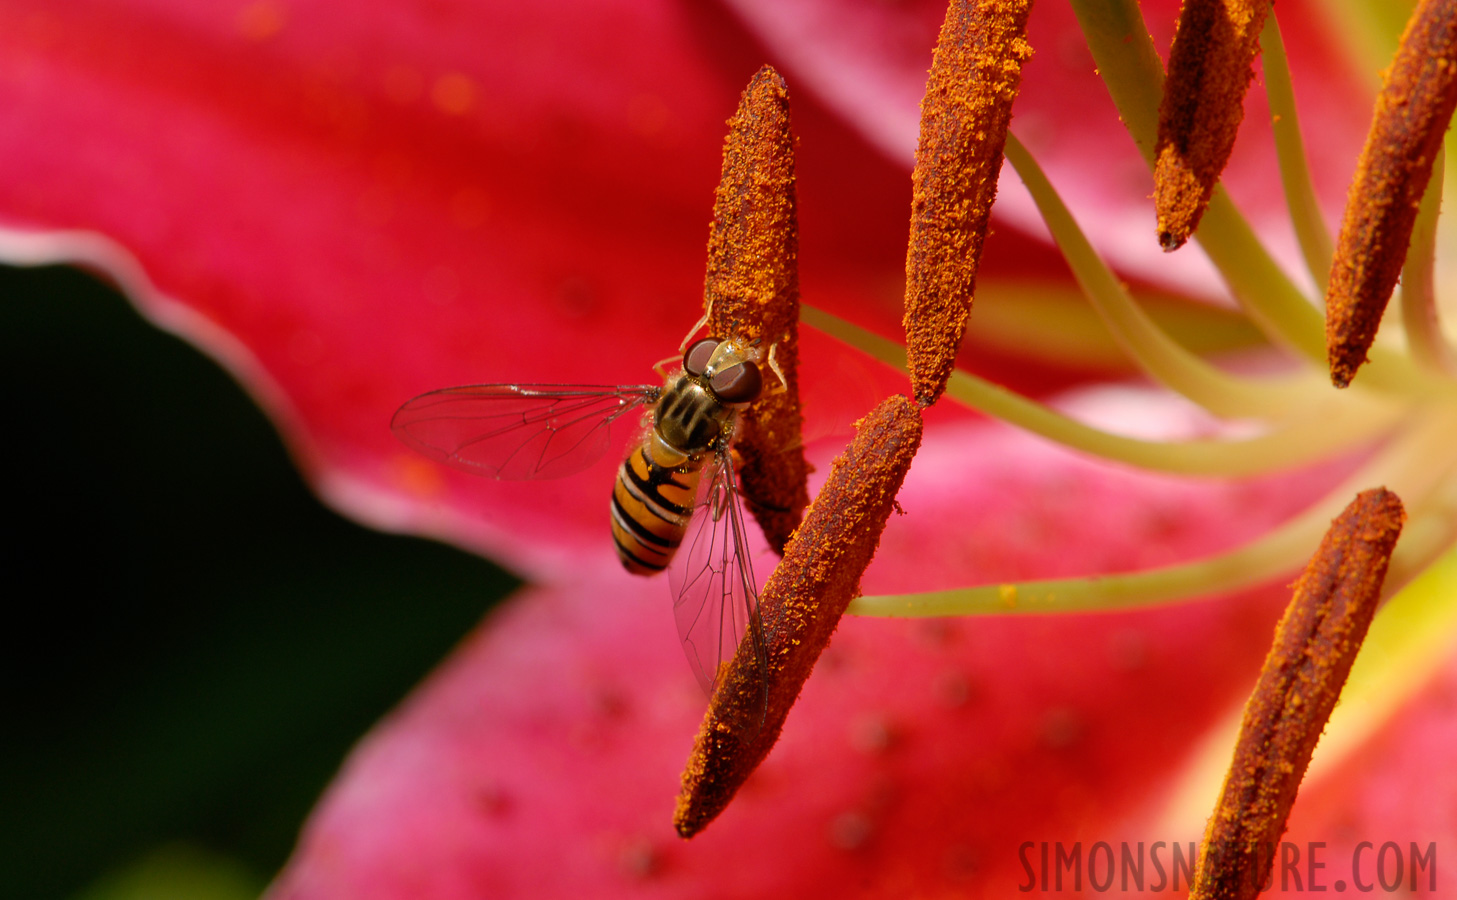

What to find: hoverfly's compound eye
left=709, top=360, right=762, bottom=404
left=683, top=338, right=721, bottom=377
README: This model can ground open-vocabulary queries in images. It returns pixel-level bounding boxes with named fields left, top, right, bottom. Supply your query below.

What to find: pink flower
left=2, top=0, right=1451, bottom=896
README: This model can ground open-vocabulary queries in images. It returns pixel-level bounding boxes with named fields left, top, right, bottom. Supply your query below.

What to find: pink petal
left=0, top=0, right=1166, bottom=582
left=1257, top=653, right=1457, bottom=898
left=0, top=0, right=918, bottom=577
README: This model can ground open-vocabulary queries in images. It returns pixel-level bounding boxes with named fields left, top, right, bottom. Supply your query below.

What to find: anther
left=903, top=0, right=1032, bottom=406
left=1154, top=0, right=1273, bottom=251
left=702, top=65, right=809, bottom=553
left=674, top=395, right=923, bottom=838
left=1189, top=488, right=1405, bottom=900
left=1325, top=0, right=1457, bottom=388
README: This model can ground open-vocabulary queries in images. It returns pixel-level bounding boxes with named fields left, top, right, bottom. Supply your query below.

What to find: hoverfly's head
left=682, top=336, right=763, bottom=406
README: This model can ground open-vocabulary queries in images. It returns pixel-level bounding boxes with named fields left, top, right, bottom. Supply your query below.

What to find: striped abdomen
left=611, top=438, right=708, bottom=574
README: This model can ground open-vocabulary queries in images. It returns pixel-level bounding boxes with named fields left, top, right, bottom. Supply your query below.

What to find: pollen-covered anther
left=1153, top=0, right=1273, bottom=251
left=674, top=395, right=923, bottom=838
left=1325, top=0, right=1457, bottom=388
left=703, top=65, right=810, bottom=552
left=1189, top=488, right=1405, bottom=900
left=903, top=0, right=1033, bottom=407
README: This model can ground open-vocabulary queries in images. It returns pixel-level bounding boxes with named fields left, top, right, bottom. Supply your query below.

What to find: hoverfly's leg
left=764, top=342, right=789, bottom=396
left=651, top=354, right=681, bottom=380
left=678, top=308, right=711, bottom=353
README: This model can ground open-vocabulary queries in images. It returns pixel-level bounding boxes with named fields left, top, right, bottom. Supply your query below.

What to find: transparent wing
left=670, top=446, right=769, bottom=731
left=391, top=384, right=659, bottom=480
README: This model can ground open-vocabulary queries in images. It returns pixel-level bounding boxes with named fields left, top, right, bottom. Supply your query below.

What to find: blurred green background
left=1, top=263, right=519, bottom=899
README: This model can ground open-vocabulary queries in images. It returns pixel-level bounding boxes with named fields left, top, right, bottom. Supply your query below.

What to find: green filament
left=1401, top=143, right=1456, bottom=376
left=848, top=411, right=1457, bottom=617
left=1068, top=0, right=1428, bottom=392
left=1004, top=131, right=1317, bottom=420
left=803, top=304, right=1400, bottom=477
left=1261, top=14, right=1334, bottom=293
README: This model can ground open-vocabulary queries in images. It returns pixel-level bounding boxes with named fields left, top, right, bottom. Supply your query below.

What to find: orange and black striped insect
left=391, top=335, right=772, bottom=724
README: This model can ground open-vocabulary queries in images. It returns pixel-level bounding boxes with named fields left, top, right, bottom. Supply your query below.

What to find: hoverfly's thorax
left=655, top=375, right=725, bottom=456
left=657, top=335, right=767, bottom=458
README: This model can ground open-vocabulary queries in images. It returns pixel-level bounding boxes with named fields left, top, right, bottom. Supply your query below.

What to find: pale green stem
left=1063, top=0, right=1163, bottom=165
left=1197, top=193, right=1333, bottom=359
left=1400, top=142, right=1457, bottom=376
left=1067, top=0, right=1430, bottom=394
left=944, top=370, right=1401, bottom=476
left=954, top=281, right=1264, bottom=369
left=1323, top=0, right=1415, bottom=83
left=848, top=411, right=1457, bottom=617
left=1444, top=133, right=1457, bottom=289
left=1261, top=13, right=1334, bottom=293
left=1004, top=131, right=1317, bottom=420
left=804, top=304, right=1404, bottom=477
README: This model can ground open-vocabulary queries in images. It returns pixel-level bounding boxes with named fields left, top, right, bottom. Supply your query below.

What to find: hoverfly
left=391, top=334, right=774, bottom=727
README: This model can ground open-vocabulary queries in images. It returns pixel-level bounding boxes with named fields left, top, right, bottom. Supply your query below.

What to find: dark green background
left=1, top=263, right=519, bottom=899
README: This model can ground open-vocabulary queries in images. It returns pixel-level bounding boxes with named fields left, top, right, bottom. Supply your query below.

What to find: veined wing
left=391, top=384, right=659, bottom=480
left=670, top=446, right=769, bottom=732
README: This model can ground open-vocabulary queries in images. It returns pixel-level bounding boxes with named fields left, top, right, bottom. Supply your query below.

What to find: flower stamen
left=1260, top=13, right=1334, bottom=291
left=1326, top=0, right=1457, bottom=389
left=704, top=65, right=810, bottom=552
left=903, top=0, right=1032, bottom=406
left=1400, top=143, right=1457, bottom=377
left=1073, top=0, right=1423, bottom=386
left=1189, top=489, right=1405, bottom=900
left=805, top=303, right=1404, bottom=478
left=1154, top=0, right=1273, bottom=251
left=674, top=395, right=922, bottom=838
left=850, top=413, right=1454, bottom=617
left=1005, top=130, right=1318, bottom=421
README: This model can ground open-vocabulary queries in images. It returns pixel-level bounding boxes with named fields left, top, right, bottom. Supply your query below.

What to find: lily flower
left=1, top=0, right=1452, bottom=896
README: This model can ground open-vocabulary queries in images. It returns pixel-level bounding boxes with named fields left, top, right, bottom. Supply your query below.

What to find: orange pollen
left=704, top=65, right=810, bottom=552
left=1154, top=0, right=1273, bottom=251
left=1325, top=0, right=1457, bottom=388
left=1190, top=488, right=1406, bottom=900
left=674, top=395, right=923, bottom=838
left=903, top=0, right=1032, bottom=407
